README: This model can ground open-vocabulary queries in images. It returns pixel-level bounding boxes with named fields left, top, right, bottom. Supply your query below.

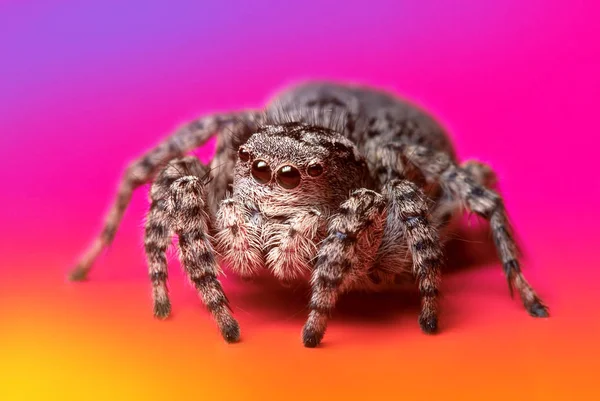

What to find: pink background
left=1, top=1, right=599, bottom=400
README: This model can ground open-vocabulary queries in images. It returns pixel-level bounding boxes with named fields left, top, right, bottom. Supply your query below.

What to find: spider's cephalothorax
left=69, top=81, right=549, bottom=347
left=216, top=122, right=372, bottom=282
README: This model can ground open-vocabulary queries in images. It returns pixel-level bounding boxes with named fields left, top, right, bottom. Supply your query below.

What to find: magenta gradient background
left=3, top=0, right=599, bottom=267
left=1, top=1, right=600, bottom=399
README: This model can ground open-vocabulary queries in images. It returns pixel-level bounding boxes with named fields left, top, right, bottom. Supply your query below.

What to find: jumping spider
left=69, top=81, right=549, bottom=347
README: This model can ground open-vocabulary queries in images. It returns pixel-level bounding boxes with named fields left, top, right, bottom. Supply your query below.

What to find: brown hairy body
left=69, top=81, right=548, bottom=347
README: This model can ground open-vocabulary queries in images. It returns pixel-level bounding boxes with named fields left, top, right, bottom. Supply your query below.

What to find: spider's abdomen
left=268, top=81, right=457, bottom=160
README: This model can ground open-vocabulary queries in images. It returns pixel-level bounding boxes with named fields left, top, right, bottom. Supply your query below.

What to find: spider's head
left=232, top=122, right=369, bottom=217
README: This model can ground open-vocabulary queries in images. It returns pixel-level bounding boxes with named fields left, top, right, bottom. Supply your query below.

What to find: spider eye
left=238, top=147, right=251, bottom=162
left=251, top=160, right=271, bottom=184
left=276, top=165, right=301, bottom=189
left=307, top=162, right=323, bottom=177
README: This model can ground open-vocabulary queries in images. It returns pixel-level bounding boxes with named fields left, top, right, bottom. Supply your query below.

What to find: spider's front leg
left=302, top=189, right=387, bottom=347
left=382, top=179, right=443, bottom=333
left=302, top=181, right=444, bottom=347
left=146, top=156, right=240, bottom=342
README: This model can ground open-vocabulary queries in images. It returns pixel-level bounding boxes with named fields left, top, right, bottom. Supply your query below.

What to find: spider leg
left=366, top=141, right=446, bottom=334
left=144, top=155, right=212, bottom=319
left=401, top=144, right=549, bottom=317
left=302, top=189, right=386, bottom=347
left=162, top=156, right=240, bottom=343
left=69, top=111, right=261, bottom=281
left=432, top=160, right=497, bottom=229
left=382, top=179, right=444, bottom=333
left=461, top=159, right=497, bottom=189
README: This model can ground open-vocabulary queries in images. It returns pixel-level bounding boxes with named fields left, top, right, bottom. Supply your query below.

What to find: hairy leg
left=145, top=198, right=173, bottom=319
left=143, top=156, right=209, bottom=319
left=69, top=111, right=261, bottom=280
left=431, top=159, right=497, bottom=229
left=163, top=157, right=240, bottom=342
left=401, top=144, right=549, bottom=317
left=302, top=189, right=386, bottom=347
left=382, top=179, right=443, bottom=333
left=366, top=142, right=445, bottom=324
left=461, top=159, right=497, bottom=189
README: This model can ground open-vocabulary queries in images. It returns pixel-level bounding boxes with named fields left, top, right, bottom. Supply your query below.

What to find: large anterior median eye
left=276, top=165, right=301, bottom=189
left=251, top=160, right=272, bottom=184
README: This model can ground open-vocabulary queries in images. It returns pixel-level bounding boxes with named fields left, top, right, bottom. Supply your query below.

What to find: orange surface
left=2, top=227, right=598, bottom=401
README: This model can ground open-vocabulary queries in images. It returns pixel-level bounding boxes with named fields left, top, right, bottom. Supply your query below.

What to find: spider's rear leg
left=164, top=157, right=240, bottom=343
left=402, top=144, right=549, bottom=317
left=431, top=159, right=497, bottom=230
left=461, top=159, right=497, bottom=189
left=68, top=111, right=261, bottom=281
left=302, top=189, right=387, bottom=347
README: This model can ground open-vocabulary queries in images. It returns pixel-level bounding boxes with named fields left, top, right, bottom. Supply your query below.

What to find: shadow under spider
left=227, top=221, right=502, bottom=328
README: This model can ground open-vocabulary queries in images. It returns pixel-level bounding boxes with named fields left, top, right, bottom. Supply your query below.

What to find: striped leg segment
left=383, top=179, right=443, bottom=333
left=145, top=198, right=173, bottom=319
left=163, top=157, right=240, bottom=343
left=302, top=189, right=386, bottom=347
left=143, top=156, right=209, bottom=319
